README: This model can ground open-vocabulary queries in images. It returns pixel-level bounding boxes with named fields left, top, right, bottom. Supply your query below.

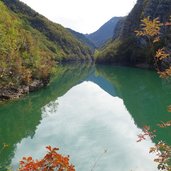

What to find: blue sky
left=20, top=0, right=136, bottom=34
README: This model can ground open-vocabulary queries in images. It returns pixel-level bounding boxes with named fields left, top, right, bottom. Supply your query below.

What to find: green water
left=0, top=64, right=171, bottom=171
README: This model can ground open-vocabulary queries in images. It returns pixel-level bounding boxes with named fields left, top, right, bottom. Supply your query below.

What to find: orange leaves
left=135, top=16, right=171, bottom=79
left=158, top=67, right=171, bottom=78
left=135, top=17, right=161, bottom=38
left=135, top=16, right=171, bottom=171
left=137, top=125, right=171, bottom=170
left=19, top=146, right=75, bottom=171
left=137, top=126, right=156, bottom=142
left=46, top=145, right=53, bottom=151
left=155, top=48, right=170, bottom=60
left=157, top=121, right=171, bottom=128
left=149, top=141, right=171, bottom=171
left=153, top=36, right=160, bottom=43
left=155, top=48, right=171, bottom=78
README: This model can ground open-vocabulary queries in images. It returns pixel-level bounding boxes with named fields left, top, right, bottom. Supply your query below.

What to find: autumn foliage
left=136, top=16, right=171, bottom=171
left=0, top=2, right=54, bottom=89
left=135, top=16, right=171, bottom=78
left=135, top=17, right=162, bottom=42
left=19, top=146, right=75, bottom=171
left=137, top=126, right=156, bottom=142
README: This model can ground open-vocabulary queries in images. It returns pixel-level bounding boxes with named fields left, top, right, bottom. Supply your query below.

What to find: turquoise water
left=0, top=64, right=171, bottom=171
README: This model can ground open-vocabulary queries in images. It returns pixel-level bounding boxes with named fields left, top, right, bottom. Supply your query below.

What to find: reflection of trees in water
left=0, top=63, right=94, bottom=170
left=96, top=65, right=171, bottom=145
left=41, top=100, right=59, bottom=118
left=2, top=63, right=169, bottom=169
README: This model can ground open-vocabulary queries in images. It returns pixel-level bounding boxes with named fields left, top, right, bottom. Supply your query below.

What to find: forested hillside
left=96, top=0, right=171, bottom=67
left=3, top=0, right=92, bottom=62
left=0, top=0, right=92, bottom=100
left=68, top=28, right=96, bottom=51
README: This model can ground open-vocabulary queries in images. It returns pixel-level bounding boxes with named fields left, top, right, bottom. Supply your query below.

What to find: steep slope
left=3, top=0, right=92, bottom=62
left=96, top=0, right=171, bottom=66
left=68, top=28, right=96, bottom=51
left=0, top=0, right=92, bottom=100
left=85, top=17, right=122, bottom=48
left=0, top=1, right=53, bottom=93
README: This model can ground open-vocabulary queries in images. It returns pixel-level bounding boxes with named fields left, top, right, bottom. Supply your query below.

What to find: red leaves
left=137, top=125, right=171, bottom=170
left=46, top=146, right=59, bottom=152
left=137, top=134, right=146, bottom=142
left=137, top=126, right=156, bottom=142
left=149, top=141, right=171, bottom=171
left=19, top=146, right=75, bottom=171
left=46, top=145, right=52, bottom=151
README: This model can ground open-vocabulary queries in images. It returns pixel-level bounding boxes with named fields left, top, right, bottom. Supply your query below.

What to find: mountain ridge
left=0, top=0, right=93, bottom=100
left=96, top=0, right=171, bottom=66
left=67, top=28, right=96, bottom=51
left=3, top=0, right=93, bottom=61
left=85, top=17, right=122, bottom=48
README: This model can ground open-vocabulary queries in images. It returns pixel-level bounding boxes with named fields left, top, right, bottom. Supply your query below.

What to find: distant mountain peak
left=85, top=17, right=123, bottom=48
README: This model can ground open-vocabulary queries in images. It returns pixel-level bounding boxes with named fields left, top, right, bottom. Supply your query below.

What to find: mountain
left=3, top=0, right=92, bottom=62
left=67, top=28, right=96, bottom=51
left=85, top=17, right=122, bottom=48
left=96, top=0, right=171, bottom=66
left=0, top=0, right=93, bottom=100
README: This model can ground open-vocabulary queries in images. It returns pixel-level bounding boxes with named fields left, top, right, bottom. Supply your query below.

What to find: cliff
left=96, top=0, right=171, bottom=67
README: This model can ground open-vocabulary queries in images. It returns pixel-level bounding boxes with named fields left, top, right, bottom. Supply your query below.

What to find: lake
left=0, top=64, right=171, bottom=171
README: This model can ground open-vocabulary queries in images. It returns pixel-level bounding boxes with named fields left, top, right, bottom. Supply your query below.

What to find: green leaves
left=0, top=1, right=54, bottom=88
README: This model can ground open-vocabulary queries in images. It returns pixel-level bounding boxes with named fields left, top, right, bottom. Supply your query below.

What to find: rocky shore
left=0, top=79, right=49, bottom=101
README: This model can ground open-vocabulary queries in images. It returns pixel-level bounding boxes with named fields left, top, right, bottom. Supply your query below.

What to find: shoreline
left=0, top=79, right=49, bottom=101
left=0, top=62, right=154, bottom=102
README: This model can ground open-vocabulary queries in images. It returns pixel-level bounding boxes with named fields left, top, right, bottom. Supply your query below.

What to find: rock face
left=0, top=80, right=46, bottom=100
left=120, top=0, right=171, bottom=38
left=96, top=0, right=171, bottom=66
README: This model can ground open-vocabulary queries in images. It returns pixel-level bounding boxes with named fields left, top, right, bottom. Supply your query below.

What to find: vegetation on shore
left=135, top=16, right=171, bottom=170
left=95, top=0, right=171, bottom=67
left=0, top=1, right=53, bottom=90
left=0, top=0, right=93, bottom=100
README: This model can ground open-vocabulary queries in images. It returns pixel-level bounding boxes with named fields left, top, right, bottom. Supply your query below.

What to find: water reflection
left=41, top=100, right=59, bottom=118
left=96, top=65, right=171, bottom=144
left=0, top=64, right=93, bottom=170
left=0, top=64, right=171, bottom=170
left=12, top=82, right=157, bottom=171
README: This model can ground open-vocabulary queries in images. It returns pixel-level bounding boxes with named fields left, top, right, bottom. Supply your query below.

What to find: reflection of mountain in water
left=87, top=74, right=116, bottom=97
left=0, top=63, right=171, bottom=169
left=95, top=65, right=171, bottom=145
left=0, top=64, right=94, bottom=170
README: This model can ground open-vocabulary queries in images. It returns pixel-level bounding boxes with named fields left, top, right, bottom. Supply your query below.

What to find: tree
left=19, top=146, right=75, bottom=171
left=135, top=16, right=171, bottom=171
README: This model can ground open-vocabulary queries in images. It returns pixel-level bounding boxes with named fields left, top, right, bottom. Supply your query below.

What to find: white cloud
left=20, top=0, right=136, bottom=33
left=12, top=82, right=157, bottom=171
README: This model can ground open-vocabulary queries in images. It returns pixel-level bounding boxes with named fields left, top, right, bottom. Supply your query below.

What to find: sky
left=20, top=0, right=136, bottom=34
